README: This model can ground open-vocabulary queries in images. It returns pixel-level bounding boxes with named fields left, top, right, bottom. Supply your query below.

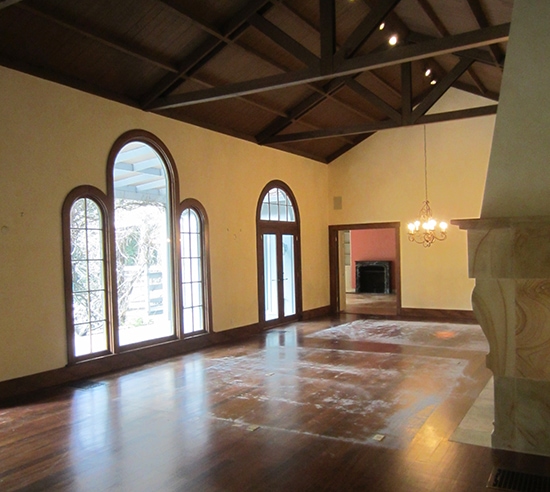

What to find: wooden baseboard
left=302, top=305, right=331, bottom=320
left=0, top=323, right=260, bottom=401
left=399, top=308, right=477, bottom=323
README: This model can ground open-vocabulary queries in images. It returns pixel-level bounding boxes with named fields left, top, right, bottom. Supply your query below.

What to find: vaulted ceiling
left=0, top=0, right=512, bottom=163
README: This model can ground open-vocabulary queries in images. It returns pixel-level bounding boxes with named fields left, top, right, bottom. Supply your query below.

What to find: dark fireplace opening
left=355, top=261, right=391, bottom=294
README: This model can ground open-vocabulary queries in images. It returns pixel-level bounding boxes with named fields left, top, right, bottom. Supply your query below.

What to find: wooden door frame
left=256, top=180, right=302, bottom=329
left=328, top=222, right=401, bottom=315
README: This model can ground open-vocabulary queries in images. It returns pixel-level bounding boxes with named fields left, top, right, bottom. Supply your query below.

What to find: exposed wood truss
left=0, top=0, right=512, bottom=163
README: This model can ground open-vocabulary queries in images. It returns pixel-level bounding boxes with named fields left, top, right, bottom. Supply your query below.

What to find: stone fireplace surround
left=452, top=216, right=550, bottom=457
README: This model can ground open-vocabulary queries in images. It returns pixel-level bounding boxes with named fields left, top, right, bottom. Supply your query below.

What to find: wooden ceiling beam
left=339, top=23, right=508, bottom=76
left=141, top=0, right=272, bottom=108
left=345, top=79, right=401, bottom=123
left=401, top=62, right=412, bottom=125
left=149, top=23, right=509, bottom=110
left=319, top=0, right=336, bottom=74
left=406, top=31, right=502, bottom=68
left=466, top=0, right=505, bottom=66
left=0, top=0, right=22, bottom=10
left=334, top=0, right=403, bottom=64
left=415, top=0, right=487, bottom=99
left=410, top=57, right=474, bottom=122
left=16, top=4, right=179, bottom=73
left=262, top=104, right=497, bottom=143
left=248, top=13, right=319, bottom=66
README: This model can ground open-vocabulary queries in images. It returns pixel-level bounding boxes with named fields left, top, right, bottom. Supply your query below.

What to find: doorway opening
left=329, top=223, right=401, bottom=316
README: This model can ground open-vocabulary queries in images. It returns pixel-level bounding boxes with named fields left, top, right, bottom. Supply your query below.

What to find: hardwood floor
left=344, top=293, right=397, bottom=316
left=1, top=314, right=548, bottom=491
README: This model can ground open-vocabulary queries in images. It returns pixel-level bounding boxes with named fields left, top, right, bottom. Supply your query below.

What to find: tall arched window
left=111, top=137, right=177, bottom=347
left=63, top=186, right=111, bottom=363
left=256, top=181, right=302, bottom=327
left=63, top=131, right=211, bottom=363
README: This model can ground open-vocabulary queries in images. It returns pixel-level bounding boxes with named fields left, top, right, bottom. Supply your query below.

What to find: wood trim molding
left=399, top=308, right=477, bottom=323
left=302, top=305, right=331, bottom=320
left=0, top=323, right=258, bottom=401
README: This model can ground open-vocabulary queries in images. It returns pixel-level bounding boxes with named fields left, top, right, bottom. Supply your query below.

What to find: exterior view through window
left=180, top=207, right=205, bottom=334
left=257, top=183, right=301, bottom=325
left=69, top=197, right=109, bottom=357
left=113, top=141, right=174, bottom=345
left=63, top=131, right=210, bottom=363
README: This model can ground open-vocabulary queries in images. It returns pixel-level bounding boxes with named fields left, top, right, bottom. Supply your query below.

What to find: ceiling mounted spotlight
left=389, top=34, right=398, bottom=45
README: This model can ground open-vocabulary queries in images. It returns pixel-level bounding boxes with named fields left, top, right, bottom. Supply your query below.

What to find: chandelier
left=407, top=126, right=447, bottom=247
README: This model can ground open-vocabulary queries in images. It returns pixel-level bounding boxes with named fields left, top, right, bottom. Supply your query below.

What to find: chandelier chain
left=424, top=125, right=428, bottom=203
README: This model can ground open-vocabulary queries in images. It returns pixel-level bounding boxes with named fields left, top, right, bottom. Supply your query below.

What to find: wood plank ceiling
left=0, top=0, right=512, bottom=163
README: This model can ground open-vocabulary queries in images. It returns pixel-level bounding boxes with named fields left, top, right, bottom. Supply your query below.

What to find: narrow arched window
left=63, top=187, right=111, bottom=362
left=179, top=200, right=210, bottom=335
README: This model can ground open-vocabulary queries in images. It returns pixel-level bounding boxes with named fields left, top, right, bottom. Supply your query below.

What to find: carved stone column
left=453, top=217, right=550, bottom=457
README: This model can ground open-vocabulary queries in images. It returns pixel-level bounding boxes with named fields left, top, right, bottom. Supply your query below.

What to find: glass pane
left=181, top=259, right=192, bottom=283
left=269, top=202, right=278, bottom=221
left=263, top=234, right=278, bottom=321
left=86, top=200, right=101, bottom=229
left=182, top=282, right=193, bottom=308
left=260, top=202, right=269, bottom=220
left=183, top=308, right=193, bottom=334
left=114, top=141, right=174, bottom=346
left=69, top=197, right=109, bottom=358
left=193, top=306, right=204, bottom=331
left=192, top=282, right=202, bottom=305
left=261, top=187, right=295, bottom=222
left=191, top=258, right=201, bottom=282
left=88, top=260, right=104, bottom=291
left=72, top=262, right=89, bottom=293
left=180, top=208, right=204, bottom=335
left=87, top=229, right=103, bottom=260
left=189, top=233, right=200, bottom=258
left=70, top=199, right=86, bottom=229
left=70, top=229, right=87, bottom=261
left=73, top=293, right=90, bottom=325
left=282, top=234, right=296, bottom=316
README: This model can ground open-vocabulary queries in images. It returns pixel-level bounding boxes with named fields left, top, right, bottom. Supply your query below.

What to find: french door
left=256, top=181, right=301, bottom=327
left=262, top=231, right=297, bottom=322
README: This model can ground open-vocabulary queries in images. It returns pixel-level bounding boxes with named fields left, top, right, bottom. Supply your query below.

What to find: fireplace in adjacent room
left=355, top=261, right=391, bottom=294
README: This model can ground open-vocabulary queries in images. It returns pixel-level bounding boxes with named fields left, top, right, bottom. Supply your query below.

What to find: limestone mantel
left=452, top=216, right=550, bottom=457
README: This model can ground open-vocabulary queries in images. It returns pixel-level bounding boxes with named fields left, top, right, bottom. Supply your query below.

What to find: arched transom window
left=259, top=187, right=296, bottom=222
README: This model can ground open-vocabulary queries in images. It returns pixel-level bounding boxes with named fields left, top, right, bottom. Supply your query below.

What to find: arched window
left=62, top=187, right=111, bottom=363
left=63, top=131, right=211, bottom=364
left=111, top=137, right=177, bottom=347
left=259, top=186, right=296, bottom=222
left=256, top=181, right=302, bottom=326
left=180, top=199, right=211, bottom=335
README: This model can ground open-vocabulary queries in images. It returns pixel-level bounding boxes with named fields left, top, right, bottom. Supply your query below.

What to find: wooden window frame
left=62, top=185, right=113, bottom=364
left=256, top=180, right=302, bottom=328
left=178, top=198, right=212, bottom=337
left=63, top=130, right=212, bottom=365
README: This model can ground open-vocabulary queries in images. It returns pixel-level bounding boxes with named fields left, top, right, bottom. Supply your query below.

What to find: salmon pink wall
left=350, top=229, right=396, bottom=291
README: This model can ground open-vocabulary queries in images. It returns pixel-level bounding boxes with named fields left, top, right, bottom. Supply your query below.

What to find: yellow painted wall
left=0, top=66, right=329, bottom=381
left=0, top=65, right=498, bottom=382
left=328, top=89, right=495, bottom=310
